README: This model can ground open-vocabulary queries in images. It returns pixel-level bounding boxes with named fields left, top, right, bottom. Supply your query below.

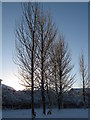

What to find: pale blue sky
left=2, top=2, right=88, bottom=90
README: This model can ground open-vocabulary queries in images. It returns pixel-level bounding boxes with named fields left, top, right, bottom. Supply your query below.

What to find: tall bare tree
left=15, top=3, right=39, bottom=118
left=35, top=8, right=57, bottom=114
left=79, top=51, right=89, bottom=105
left=15, top=2, right=57, bottom=115
left=50, top=35, right=75, bottom=109
left=49, top=42, right=58, bottom=93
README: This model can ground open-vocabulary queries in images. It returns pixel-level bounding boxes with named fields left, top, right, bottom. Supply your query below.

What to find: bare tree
left=15, top=2, right=57, bottom=115
left=79, top=51, right=89, bottom=105
left=35, top=8, right=57, bottom=114
left=49, top=42, right=58, bottom=94
left=15, top=3, right=39, bottom=118
left=50, top=35, right=75, bottom=109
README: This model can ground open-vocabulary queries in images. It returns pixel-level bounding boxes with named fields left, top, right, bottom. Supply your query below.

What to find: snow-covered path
left=2, top=109, right=88, bottom=118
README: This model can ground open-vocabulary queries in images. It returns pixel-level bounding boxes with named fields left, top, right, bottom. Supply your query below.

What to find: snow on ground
left=2, top=109, right=88, bottom=118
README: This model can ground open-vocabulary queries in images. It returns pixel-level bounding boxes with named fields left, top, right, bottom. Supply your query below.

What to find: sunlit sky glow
left=2, top=2, right=88, bottom=91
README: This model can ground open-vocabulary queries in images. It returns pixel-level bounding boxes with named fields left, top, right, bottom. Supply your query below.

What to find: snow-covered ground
left=2, top=109, right=88, bottom=118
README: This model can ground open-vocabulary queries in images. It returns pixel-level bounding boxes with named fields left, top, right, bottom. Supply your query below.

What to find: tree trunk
left=41, top=27, right=46, bottom=114
left=59, top=92, right=62, bottom=109
left=58, top=94, right=60, bottom=109
left=58, top=92, right=62, bottom=109
left=58, top=69, right=62, bottom=109
left=55, top=64, right=58, bottom=93
left=41, top=73, right=46, bottom=114
left=54, top=64, right=58, bottom=107
left=83, top=79, right=85, bottom=104
left=31, top=32, right=35, bottom=117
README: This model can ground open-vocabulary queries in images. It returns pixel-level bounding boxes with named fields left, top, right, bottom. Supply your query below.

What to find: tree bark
left=59, top=69, right=62, bottom=109
left=41, top=26, right=46, bottom=114
left=83, top=78, right=85, bottom=103
left=31, top=31, right=35, bottom=117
